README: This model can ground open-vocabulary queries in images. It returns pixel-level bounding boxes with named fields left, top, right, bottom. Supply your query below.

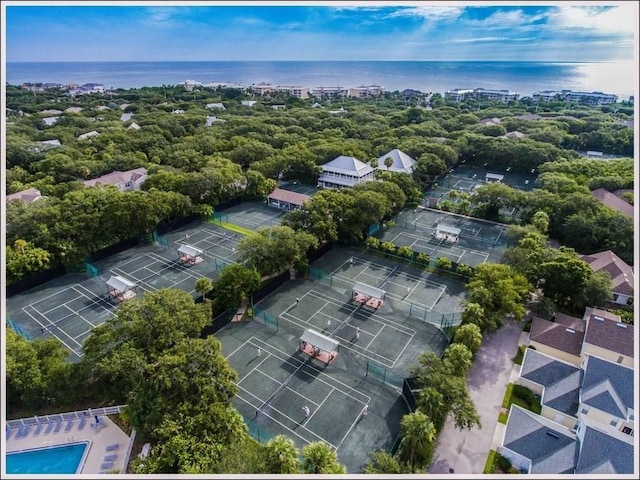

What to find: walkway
left=428, top=318, right=525, bottom=474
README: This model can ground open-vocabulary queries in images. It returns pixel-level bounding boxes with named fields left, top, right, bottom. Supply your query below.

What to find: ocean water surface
left=5, top=61, right=636, bottom=99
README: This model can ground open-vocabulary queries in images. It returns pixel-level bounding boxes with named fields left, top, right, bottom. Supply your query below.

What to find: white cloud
left=450, top=37, right=509, bottom=43
left=385, top=5, right=464, bottom=21
left=465, top=8, right=546, bottom=30
left=546, top=5, right=636, bottom=35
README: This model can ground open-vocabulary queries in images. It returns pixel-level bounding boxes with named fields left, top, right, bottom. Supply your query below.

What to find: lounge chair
left=65, top=419, right=74, bottom=432
left=104, top=454, right=117, bottom=462
left=6, top=427, right=13, bottom=439
left=44, top=422, right=55, bottom=434
left=18, top=426, right=30, bottom=437
left=106, top=444, right=119, bottom=451
left=33, top=422, right=44, bottom=435
left=53, top=421, right=63, bottom=433
left=100, top=462, right=114, bottom=470
left=77, top=417, right=87, bottom=430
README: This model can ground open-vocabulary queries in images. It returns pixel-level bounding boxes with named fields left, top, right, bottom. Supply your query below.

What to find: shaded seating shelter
left=352, top=281, right=385, bottom=309
left=106, top=275, right=137, bottom=301
left=299, top=328, right=339, bottom=365
left=178, top=244, right=204, bottom=265
left=435, top=223, right=461, bottom=243
left=485, top=172, right=504, bottom=183
left=267, top=188, right=310, bottom=211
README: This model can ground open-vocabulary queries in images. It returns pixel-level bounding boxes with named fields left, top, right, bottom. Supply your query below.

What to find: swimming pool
left=6, top=441, right=90, bottom=474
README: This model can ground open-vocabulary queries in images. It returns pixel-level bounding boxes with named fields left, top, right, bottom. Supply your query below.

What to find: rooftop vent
left=546, top=431, right=560, bottom=439
left=593, top=316, right=604, bottom=322
left=616, top=323, right=627, bottom=328
left=566, top=328, right=575, bottom=334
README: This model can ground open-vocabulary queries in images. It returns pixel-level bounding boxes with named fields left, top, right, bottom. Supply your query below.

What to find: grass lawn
left=498, top=383, right=542, bottom=424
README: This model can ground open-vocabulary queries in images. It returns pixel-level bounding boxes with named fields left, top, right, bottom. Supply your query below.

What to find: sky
left=2, top=1, right=638, bottom=62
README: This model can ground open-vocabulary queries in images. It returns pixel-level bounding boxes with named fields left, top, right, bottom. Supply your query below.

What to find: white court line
left=22, top=304, right=83, bottom=353
left=72, top=285, right=117, bottom=318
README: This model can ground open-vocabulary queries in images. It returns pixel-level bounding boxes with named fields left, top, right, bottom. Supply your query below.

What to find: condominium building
left=250, top=83, right=275, bottom=95
left=532, top=90, right=618, bottom=105
left=348, top=85, right=384, bottom=98
left=275, top=85, right=310, bottom=99
left=310, top=86, right=350, bottom=98
left=444, top=88, right=519, bottom=103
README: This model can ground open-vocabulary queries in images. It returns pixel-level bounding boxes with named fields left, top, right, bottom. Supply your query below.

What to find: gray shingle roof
left=581, top=356, right=633, bottom=418
left=321, top=156, right=373, bottom=176
left=591, top=188, right=634, bottom=218
left=520, top=349, right=581, bottom=415
left=503, top=406, right=578, bottom=474
left=576, top=425, right=634, bottom=474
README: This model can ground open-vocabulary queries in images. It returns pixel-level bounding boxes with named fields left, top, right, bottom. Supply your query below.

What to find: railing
left=120, top=428, right=137, bottom=474
left=6, top=405, right=126, bottom=428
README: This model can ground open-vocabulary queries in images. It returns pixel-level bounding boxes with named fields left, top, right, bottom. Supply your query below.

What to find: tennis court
left=227, top=337, right=370, bottom=450
left=216, top=202, right=286, bottom=230
left=280, top=289, right=416, bottom=369
left=279, top=182, right=318, bottom=196
left=5, top=221, right=243, bottom=361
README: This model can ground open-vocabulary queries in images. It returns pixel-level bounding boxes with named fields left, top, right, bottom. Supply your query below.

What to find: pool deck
left=5, top=416, right=130, bottom=474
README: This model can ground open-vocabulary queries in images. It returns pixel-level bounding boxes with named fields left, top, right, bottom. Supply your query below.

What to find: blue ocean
left=4, top=61, right=636, bottom=100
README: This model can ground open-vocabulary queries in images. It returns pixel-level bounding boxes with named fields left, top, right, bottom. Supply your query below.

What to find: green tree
left=363, top=451, right=407, bottom=474
left=384, top=156, right=393, bottom=170
left=453, top=323, right=483, bottom=355
left=442, top=343, right=473, bottom=376
left=212, top=264, right=262, bottom=311
left=261, top=435, right=299, bottom=474
left=300, top=441, right=346, bottom=474
left=238, top=225, right=318, bottom=276
left=5, top=239, right=52, bottom=284
left=195, top=277, right=214, bottom=300
left=397, top=411, right=437, bottom=472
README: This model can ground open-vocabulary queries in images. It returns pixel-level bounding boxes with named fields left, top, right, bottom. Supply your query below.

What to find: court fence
left=365, top=360, right=404, bottom=390
left=83, top=260, right=100, bottom=278
left=243, top=415, right=275, bottom=443
left=308, top=266, right=332, bottom=286
left=253, top=306, right=279, bottom=331
left=201, top=308, right=237, bottom=338
left=6, top=317, right=32, bottom=340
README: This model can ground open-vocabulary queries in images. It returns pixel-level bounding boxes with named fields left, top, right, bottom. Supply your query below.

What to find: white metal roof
left=436, top=224, right=461, bottom=236
left=377, top=149, right=416, bottom=174
left=178, top=244, right=203, bottom=257
left=353, top=281, right=385, bottom=300
left=300, top=329, right=339, bottom=353
left=321, top=155, right=374, bottom=176
left=485, top=173, right=504, bottom=180
left=106, top=275, right=136, bottom=292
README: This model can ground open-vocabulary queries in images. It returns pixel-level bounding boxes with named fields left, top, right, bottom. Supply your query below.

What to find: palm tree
left=194, top=277, right=213, bottom=300
left=384, top=156, right=394, bottom=170
left=453, top=323, right=483, bottom=355
left=262, top=435, right=299, bottom=473
left=300, top=441, right=346, bottom=474
left=397, top=411, right=437, bottom=472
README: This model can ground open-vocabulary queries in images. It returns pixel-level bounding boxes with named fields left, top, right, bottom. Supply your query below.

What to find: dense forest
left=5, top=83, right=634, bottom=281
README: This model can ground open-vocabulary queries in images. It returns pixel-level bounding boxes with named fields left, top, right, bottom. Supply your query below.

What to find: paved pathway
left=428, top=318, right=525, bottom=474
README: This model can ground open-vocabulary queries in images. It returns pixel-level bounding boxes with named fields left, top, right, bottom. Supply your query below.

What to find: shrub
left=496, top=453, right=512, bottom=473
left=416, top=252, right=430, bottom=265
left=365, top=236, right=380, bottom=250
left=397, top=246, right=413, bottom=259
left=381, top=241, right=397, bottom=254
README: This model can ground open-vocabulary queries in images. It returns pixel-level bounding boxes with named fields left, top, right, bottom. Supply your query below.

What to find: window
left=581, top=407, right=590, bottom=415
left=610, top=419, right=618, bottom=427
left=622, top=426, right=633, bottom=435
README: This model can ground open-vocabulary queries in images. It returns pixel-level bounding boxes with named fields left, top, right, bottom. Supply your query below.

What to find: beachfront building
left=310, top=86, right=349, bottom=98
left=349, top=85, right=384, bottom=98
left=317, top=155, right=375, bottom=189
left=183, top=79, right=202, bottom=91
left=532, top=90, right=618, bottom=105
left=250, top=83, right=275, bottom=95
left=445, top=88, right=519, bottom=103
left=275, top=85, right=310, bottom=99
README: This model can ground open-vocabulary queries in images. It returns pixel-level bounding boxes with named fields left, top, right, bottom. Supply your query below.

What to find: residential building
left=527, top=314, right=585, bottom=366
left=444, top=88, right=519, bottom=103
left=183, top=79, right=201, bottom=91
left=127, top=122, right=140, bottom=131
left=590, top=188, right=634, bottom=218
left=77, top=131, right=100, bottom=141
left=349, top=85, right=384, bottom=98
left=80, top=83, right=105, bottom=93
left=580, top=251, right=634, bottom=306
left=517, top=349, right=582, bottom=428
left=6, top=188, right=43, bottom=204
left=532, top=90, right=618, bottom=105
left=574, top=418, right=635, bottom=474
left=275, top=86, right=310, bottom=99
left=120, top=112, right=134, bottom=122
left=65, top=107, right=83, bottom=114
left=310, top=86, right=349, bottom=98
left=251, top=83, right=275, bottom=95
left=271, top=104, right=286, bottom=110
left=205, top=116, right=226, bottom=127
left=82, top=168, right=148, bottom=191
left=578, top=355, right=634, bottom=437
left=317, top=156, right=375, bottom=189
left=580, top=307, right=634, bottom=367
left=500, top=406, right=579, bottom=474
left=203, top=82, right=246, bottom=90
left=376, top=149, right=416, bottom=174
left=241, top=100, right=257, bottom=107
left=206, top=102, right=226, bottom=110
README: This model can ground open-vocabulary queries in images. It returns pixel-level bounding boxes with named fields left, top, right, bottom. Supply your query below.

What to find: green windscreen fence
left=308, top=267, right=332, bottom=286
left=7, top=318, right=31, bottom=340
left=253, top=306, right=278, bottom=331
left=152, top=230, right=169, bottom=248
left=212, top=212, right=228, bottom=224
left=83, top=260, right=99, bottom=278
left=365, top=361, right=403, bottom=389
left=243, top=416, right=275, bottom=443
